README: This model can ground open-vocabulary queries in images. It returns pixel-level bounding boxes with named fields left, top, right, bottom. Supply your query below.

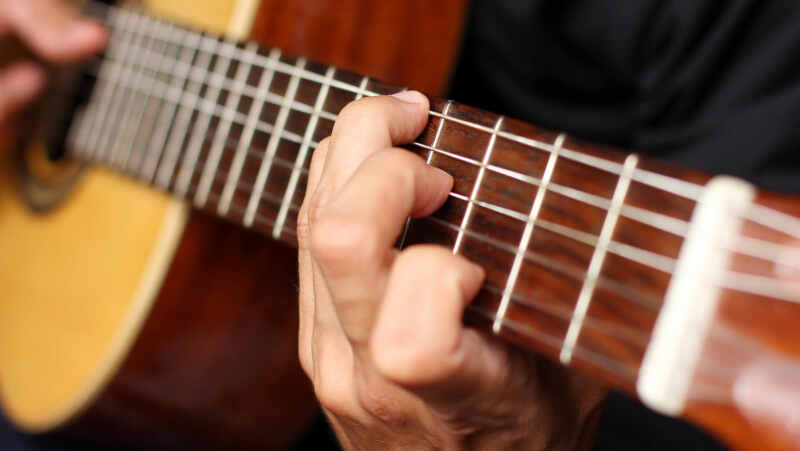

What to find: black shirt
left=450, top=1, right=800, bottom=449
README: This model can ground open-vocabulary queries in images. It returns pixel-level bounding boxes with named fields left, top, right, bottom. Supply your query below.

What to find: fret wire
left=154, top=34, right=217, bottom=189
left=495, top=134, right=563, bottom=334
left=97, top=11, right=149, bottom=165
left=482, top=284, right=649, bottom=346
left=195, top=42, right=257, bottom=208
left=561, top=154, right=639, bottom=365
left=99, top=6, right=710, bottom=210
left=86, top=56, right=681, bottom=276
left=453, top=117, right=503, bottom=254
left=138, top=28, right=200, bottom=182
left=398, top=101, right=452, bottom=250
left=87, top=57, right=313, bottom=168
left=219, top=47, right=281, bottom=216
left=175, top=36, right=232, bottom=197
left=118, top=42, right=340, bottom=123
left=92, top=19, right=706, bottom=218
left=117, top=16, right=171, bottom=171
left=82, top=8, right=134, bottom=161
left=93, top=41, right=687, bottom=279
left=89, top=12, right=800, bottom=302
left=423, top=215, right=662, bottom=311
left=412, top=141, right=690, bottom=239
left=468, top=304, right=639, bottom=380
left=244, top=55, right=305, bottom=227
left=355, top=76, right=370, bottom=100
left=128, top=22, right=186, bottom=177
left=274, top=66, right=337, bottom=239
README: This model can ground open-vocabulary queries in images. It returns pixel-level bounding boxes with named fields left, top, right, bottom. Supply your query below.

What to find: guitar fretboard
left=61, top=4, right=800, bottom=399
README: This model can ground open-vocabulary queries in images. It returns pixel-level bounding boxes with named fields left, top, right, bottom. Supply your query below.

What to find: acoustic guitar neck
left=45, top=3, right=800, bottom=449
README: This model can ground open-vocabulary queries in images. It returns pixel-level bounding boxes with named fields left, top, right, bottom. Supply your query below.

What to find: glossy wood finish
left=682, top=193, right=800, bottom=451
left=249, top=0, right=467, bottom=96
left=68, top=212, right=318, bottom=450
left=67, top=9, right=800, bottom=447
left=40, top=0, right=468, bottom=449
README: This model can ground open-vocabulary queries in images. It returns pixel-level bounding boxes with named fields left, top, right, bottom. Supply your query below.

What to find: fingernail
left=391, top=90, right=427, bottom=105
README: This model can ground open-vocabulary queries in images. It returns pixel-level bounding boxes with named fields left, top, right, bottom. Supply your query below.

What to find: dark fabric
left=448, top=1, right=800, bottom=450
left=450, top=0, right=800, bottom=193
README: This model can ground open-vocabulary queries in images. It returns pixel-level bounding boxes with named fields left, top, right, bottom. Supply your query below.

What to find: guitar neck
left=61, top=3, right=800, bottom=438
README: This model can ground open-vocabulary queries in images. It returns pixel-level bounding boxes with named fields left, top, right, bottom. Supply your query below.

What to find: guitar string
left=90, top=4, right=800, bottom=248
left=74, top=87, right=800, bottom=308
left=89, top=4, right=800, bottom=281
left=73, top=12, right=800, bottom=305
left=89, top=6, right=800, bottom=268
left=77, top=2, right=796, bottom=395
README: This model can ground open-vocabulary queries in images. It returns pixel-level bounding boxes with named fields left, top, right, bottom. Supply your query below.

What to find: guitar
left=4, top=1, right=800, bottom=450
left=0, top=0, right=465, bottom=449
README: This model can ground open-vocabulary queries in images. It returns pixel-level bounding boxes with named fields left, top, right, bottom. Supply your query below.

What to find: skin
left=298, top=90, right=607, bottom=450
left=0, top=0, right=106, bottom=122
left=1, top=2, right=607, bottom=448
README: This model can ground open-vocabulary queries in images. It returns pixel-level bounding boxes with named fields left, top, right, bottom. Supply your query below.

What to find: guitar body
left=0, top=0, right=466, bottom=448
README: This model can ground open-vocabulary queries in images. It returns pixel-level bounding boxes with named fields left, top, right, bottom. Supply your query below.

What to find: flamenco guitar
left=4, top=1, right=800, bottom=450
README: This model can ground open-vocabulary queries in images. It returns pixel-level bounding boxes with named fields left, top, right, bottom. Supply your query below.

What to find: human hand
left=0, top=0, right=106, bottom=121
left=298, top=91, right=607, bottom=450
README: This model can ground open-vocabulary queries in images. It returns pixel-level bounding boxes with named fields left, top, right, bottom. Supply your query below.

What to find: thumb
left=370, top=246, right=523, bottom=412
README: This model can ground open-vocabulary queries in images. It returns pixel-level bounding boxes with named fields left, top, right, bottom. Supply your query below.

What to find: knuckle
left=335, top=98, right=384, bottom=132
left=310, top=213, right=380, bottom=273
left=355, top=379, right=406, bottom=426
left=371, top=331, right=436, bottom=388
left=395, top=245, right=463, bottom=291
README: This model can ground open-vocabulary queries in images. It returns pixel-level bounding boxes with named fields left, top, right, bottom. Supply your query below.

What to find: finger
left=310, top=149, right=452, bottom=344
left=297, top=139, right=330, bottom=376
left=0, top=0, right=107, bottom=63
left=0, top=62, right=46, bottom=122
left=322, top=91, right=429, bottom=191
left=371, top=245, right=525, bottom=410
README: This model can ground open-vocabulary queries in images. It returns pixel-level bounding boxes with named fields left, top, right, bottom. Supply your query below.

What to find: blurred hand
left=0, top=0, right=106, bottom=121
left=298, top=91, right=606, bottom=450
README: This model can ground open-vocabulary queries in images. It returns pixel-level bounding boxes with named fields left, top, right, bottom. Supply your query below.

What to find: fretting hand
left=298, top=91, right=607, bottom=450
left=0, top=0, right=106, bottom=122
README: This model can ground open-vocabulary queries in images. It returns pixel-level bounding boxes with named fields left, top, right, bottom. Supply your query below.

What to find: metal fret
left=116, top=16, right=171, bottom=170
left=143, top=30, right=201, bottom=184
left=174, top=37, right=232, bottom=197
left=155, top=35, right=217, bottom=190
left=560, top=154, right=639, bottom=365
left=195, top=42, right=258, bottom=208
left=82, top=8, right=133, bottom=160
left=397, top=101, right=452, bottom=250
left=428, top=101, right=452, bottom=164
left=453, top=116, right=504, bottom=254
left=219, top=48, right=281, bottom=216
left=355, top=76, right=370, bottom=100
left=494, top=133, right=564, bottom=334
left=243, top=56, right=305, bottom=227
left=97, top=11, right=150, bottom=165
left=128, top=24, right=186, bottom=177
left=274, top=66, right=336, bottom=239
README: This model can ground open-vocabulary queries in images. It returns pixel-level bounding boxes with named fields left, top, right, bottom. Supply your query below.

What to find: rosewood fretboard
left=57, top=3, right=800, bottom=409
